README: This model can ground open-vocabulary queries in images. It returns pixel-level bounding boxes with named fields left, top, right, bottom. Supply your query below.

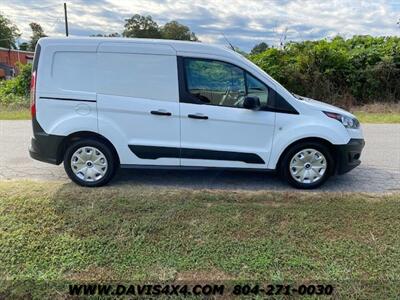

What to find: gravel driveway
left=0, top=120, right=399, bottom=192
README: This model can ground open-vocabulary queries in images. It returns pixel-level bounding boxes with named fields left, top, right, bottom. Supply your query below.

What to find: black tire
left=279, top=141, right=334, bottom=189
left=63, top=138, right=117, bottom=187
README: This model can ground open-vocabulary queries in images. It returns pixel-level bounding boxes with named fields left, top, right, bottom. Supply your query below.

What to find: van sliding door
left=96, top=42, right=181, bottom=166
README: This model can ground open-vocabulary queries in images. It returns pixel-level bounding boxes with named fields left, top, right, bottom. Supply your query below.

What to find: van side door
left=178, top=57, right=275, bottom=169
left=96, top=43, right=181, bottom=166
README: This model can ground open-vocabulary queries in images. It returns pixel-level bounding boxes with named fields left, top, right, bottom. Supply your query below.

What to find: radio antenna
left=221, top=32, right=235, bottom=51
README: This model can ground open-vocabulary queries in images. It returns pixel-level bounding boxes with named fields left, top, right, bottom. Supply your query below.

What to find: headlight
left=323, top=111, right=360, bottom=129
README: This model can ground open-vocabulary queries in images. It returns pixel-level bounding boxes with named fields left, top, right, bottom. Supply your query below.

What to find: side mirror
left=243, top=96, right=260, bottom=110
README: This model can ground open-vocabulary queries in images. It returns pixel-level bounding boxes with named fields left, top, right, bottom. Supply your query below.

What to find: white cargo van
left=29, top=37, right=365, bottom=188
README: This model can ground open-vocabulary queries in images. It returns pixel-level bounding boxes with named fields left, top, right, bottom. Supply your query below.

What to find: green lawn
left=354, top=112, right=400, bottom=124
left=0, top=108, right=30, bottom=120
left=1, top=181, right=400, bottom=298
left=0, top=107, right=399, bottom=123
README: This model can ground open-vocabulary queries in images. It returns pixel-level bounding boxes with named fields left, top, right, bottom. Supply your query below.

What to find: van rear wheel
left=280, top=142, right=333, bottom=189
left=64, top=139, right=116, bottom=187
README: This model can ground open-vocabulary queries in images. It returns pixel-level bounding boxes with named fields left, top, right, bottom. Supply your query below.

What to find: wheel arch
left=57, top=131, right=120, bottom=165
left=275, top=137, right=336, bottom=174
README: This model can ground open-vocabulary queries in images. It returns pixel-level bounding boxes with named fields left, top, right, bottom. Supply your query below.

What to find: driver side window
left=246, top=73, right=269, bottom=107
left=184, top=58, right=269, bottom=109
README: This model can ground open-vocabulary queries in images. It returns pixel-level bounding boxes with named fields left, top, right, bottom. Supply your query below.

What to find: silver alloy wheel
left=70, top=146, right=108, bottom=182
left=289, top=148, right=327, bottom=184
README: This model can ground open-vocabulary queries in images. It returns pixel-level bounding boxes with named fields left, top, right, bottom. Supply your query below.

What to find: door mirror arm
left=243, top=96, right=261, bottom=110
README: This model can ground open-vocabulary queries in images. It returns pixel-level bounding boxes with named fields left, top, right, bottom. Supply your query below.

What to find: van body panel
left=346, top=127, right=364, bottom=140
left=96, top=46, right=180, bottom=165
left=35, top=43, right=97, bottom=136
left=267, top=112, right=351, bottom=169
left=179, top=103, right=275, bottom=169
left=97, top=94, right=180, bottom=165
left=37, top=98, right=98, bottom=136
left=96, top=52, right=179, bottom=101
left=36, top=44, right=97, bottom=97
left=97, top=42, right=176, bottom=56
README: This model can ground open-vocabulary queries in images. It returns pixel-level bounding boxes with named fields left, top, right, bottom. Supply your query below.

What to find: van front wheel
left=280, top=142, right=334, bottom=189
left=64, top=139, right=116, bottom=187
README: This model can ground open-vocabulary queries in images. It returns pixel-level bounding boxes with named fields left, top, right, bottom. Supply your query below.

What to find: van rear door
left=34, top=42, right=98, bottom=136
left=96, top=43, right=181, bottom=166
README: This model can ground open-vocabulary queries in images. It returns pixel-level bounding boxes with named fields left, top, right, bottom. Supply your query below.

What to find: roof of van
left=38, top=37, right=240, bottom=59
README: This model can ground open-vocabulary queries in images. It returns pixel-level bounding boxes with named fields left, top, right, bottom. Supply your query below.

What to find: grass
left=353, top=112, right=400, bottom=124
left=0, top=107, right=30, bottom=120
left=1, top=180, right=400, bottom=298
left=352, top=103, right=400, bottom=123
left=0, top=101, right=30, bottom=120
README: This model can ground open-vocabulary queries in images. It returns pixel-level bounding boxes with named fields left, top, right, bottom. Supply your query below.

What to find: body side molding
left=39, top=97, right=96, bottom=103
left=129, top=145, right=265, bottom=164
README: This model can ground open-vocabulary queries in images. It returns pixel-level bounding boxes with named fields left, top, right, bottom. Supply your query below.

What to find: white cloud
left=0, top=0, right=398, bottom=51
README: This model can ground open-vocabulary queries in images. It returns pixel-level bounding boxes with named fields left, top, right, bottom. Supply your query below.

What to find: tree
left=123, top=15, right=161, bottom=38
left=161, top=21, right=198, bottom=41
left=29, top=22, right=46, bottom=51
left=122, top=15, right=198, bottom=41
left=0, top=62, right=32, bottom=96
left=0, top=13, right=20, bottom=48
left=233, top=46, right=248, bottom=57
left=250, top=42, right=269, bottom=55
left=19, top=42, right=29, bottom=51
left=90, top=32, right=121, bottom=37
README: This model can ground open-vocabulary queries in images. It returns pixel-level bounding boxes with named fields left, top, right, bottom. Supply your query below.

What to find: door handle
left=151, top=110, right=172, bottom=116
left=188, top=113, right=208, bottom=120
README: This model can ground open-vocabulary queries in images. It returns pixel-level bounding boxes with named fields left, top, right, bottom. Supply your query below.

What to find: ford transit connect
left=29, top=37, right=365, bottom=188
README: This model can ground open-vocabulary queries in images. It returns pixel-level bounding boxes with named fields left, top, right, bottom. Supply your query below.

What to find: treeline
left=250, top=36, right=400, bottom=106
left=0, top=14, right=46, bottom=51
left=91, top=15, right=198, bottom=41
left=0, top=13, right=197, bottom=51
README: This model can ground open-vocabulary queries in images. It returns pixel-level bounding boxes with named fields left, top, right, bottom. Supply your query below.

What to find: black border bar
left=129, top=145, right=265, bottom=164
left=39, top=97, right=96, bottom=103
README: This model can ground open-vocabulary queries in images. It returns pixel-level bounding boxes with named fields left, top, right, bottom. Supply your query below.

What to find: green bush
left=250, top=35, right=400, bottom=106
left=0, top=63, right=32, bottom=106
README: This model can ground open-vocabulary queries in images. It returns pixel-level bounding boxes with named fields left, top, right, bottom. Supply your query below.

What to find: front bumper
left=334, top=138, right=365, bottom=175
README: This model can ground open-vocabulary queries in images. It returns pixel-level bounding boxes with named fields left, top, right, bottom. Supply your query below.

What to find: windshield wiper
left=292, top=93, right=305, bottom=100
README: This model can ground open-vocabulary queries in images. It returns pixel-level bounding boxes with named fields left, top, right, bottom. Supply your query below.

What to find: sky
left=1, top=0, right=399, bottom=51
